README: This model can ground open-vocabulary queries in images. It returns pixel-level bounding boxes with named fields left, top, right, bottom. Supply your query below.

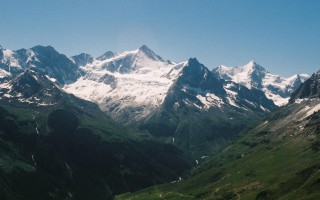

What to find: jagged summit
left=96, top=51, right=118, bottom=60
left=243, top=60, right=267, bottom=72
left=71, top=53, right=94, bottom=67
left=238, top=60, right=259, bottom=69
left=248, top=59, right=256, bottom=65
left=212, top=61, right=309, bottom=106
left=139, top=44, right=151, bottom=51
left=213, top=60, right=267, bottom=89
left=0, top=69, right=61, bottom=105
left=31, top=45, right=56, bottom=52
left=0, top=45, right=79, bottom=85
left=183, top=58, right=209, bottom=77
left=137, top=45, right=165, bottom=62
left=187, top=57, right=199, bottom=64
left=220, top=60, right=267, bottom=75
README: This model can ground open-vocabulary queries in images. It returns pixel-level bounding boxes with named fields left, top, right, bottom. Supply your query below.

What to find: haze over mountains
left=1, top=44, right=320, bottom=199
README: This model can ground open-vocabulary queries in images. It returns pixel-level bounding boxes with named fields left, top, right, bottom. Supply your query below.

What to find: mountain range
left=0, top=44, right=318, bottom=199
left=0, top=45, right=283, bottom=156
left=117, top=63, right=320, bottom=200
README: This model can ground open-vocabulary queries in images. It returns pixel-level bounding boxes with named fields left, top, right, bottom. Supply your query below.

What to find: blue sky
left=1, top=0, right=320, bottom=76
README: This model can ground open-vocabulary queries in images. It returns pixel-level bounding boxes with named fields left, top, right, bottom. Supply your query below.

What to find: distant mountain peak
left=96, top=51, right=118, bottom=61
left=185, top=57, right=206, bottom=72
left=30, top=45, right=61, bottom=57
left=138, top=45, right=165, bottom=62
left=138, top=44, right=152, bottom=52
left=187, top=57, right=199, bottom=64
left=243, top=60, right=267, bottom=72
left=31, top=45, right=55, bottom=51
left=247, top=59, right=257, bottom=66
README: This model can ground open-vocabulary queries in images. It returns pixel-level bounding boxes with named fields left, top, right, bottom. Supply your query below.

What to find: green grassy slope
left=0, top=102, right=192, bottom=200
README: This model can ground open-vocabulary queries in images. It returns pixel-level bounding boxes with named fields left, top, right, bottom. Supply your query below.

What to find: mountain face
left=212, top=60, right=309, bottom=106
left=141, top=58, right=276, bottom=157
left=0, top=69, right=99, bottom=111
left=0, top=69, right=63, bottom=106
left=0, top=45, right=79, bottom=85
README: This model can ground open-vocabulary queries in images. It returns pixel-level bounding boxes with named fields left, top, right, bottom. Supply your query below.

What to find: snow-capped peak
left=243, top=60, right=267, bottom=73
left=245, top=60, right=256, bottom=67
left=137, top=45, right=165, bottom=62
left=84, top=46, right=172, bottom=74
left=216, top=60, right=266, bottom=76
left=63, top=46, right=187, bottom=123
left=212, top=61, right=310, bottom=106
left=213, top=60, right=267, bottom=90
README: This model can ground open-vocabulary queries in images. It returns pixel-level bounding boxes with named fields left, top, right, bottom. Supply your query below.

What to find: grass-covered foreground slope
left=0, top=101, right=192, bottom=200
left=116, top=100, right=320, bottom=200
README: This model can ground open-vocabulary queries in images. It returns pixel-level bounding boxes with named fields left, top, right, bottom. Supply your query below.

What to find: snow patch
left=45, top=75, right=57, bottom=83
left=196, top=93, right=224, bottom=109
